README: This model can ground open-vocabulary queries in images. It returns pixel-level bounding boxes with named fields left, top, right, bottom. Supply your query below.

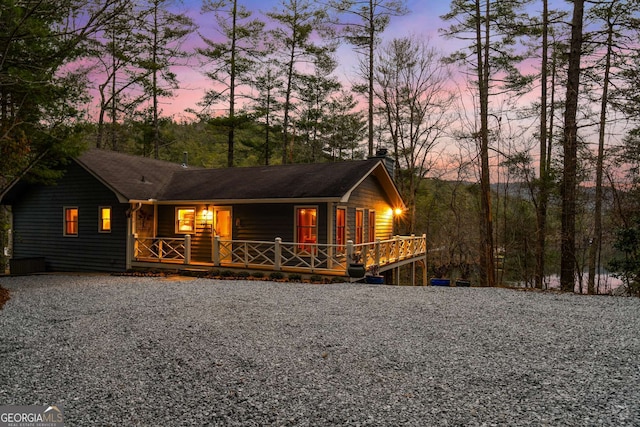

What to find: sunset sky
left=155, top=0, right=473, bottom=119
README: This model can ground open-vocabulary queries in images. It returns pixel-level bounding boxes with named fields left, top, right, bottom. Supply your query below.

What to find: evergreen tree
left=0, top=0, right=120, bottom=184
left=328, top=0, right=408, bottom=157
left=441, top=0, right=533, bottom=287
left=266, top=0, right=337, bottom=164
left=136, top=0, right=195, bottom=159
left=199, top=0, right=264, bottom=167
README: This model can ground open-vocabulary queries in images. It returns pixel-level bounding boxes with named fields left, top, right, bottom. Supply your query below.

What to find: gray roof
left=75, top=149, right=188, bottom=202
left=2, top=148, right=403, bottom=207
left=159, top=160, right=384, bottom=202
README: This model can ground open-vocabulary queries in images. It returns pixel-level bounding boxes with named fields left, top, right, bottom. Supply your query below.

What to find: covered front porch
left=129, top=234, right=428, bottom=285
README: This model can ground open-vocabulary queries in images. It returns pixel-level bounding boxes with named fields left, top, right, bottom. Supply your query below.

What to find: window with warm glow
left=176, top=207, right=196, bottom=233
left=64, top=207, right=78, bottom=236
left=368, top=210, right=376, bottom=242
left=296, top=207, right=317, bottom=252
left=99, top=207, right=112, bottom=232
left=355, top=209, right=364, bottom=244
left=336, top=207, right=346, bottom=251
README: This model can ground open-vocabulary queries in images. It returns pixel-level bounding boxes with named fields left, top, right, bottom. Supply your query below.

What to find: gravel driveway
left=1, top=274, right=639, bottom=426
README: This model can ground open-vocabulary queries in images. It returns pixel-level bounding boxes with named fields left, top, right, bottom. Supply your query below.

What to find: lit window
left=368, top=210, right=376, bottom=242
left=99, top=207, right=112, bottom=232
left=296, top=207, right=317, bottom=253
left=336, top=207, right=346, bottom=251
left=64, top=207, right=78, bottom=236
left=355, top=209, right=364, bottom=245
left=176, top=208, right=196, bottom=233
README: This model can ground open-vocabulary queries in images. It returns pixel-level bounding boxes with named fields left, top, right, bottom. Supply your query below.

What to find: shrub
left=220, top=270, right=234, bottom=277
left=209, top=269, right=221, bottom=277
left=269, top=272, right=284, bottom=280
left=310, top=275, right=323, bottom=283
left=288, top=273, right=302, bottom=282
left=251, top=272, right=265, bottom=278
left=236, top=271, right=250, bottom=278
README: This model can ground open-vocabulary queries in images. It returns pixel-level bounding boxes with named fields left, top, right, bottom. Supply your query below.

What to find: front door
left=214, top=207, right=232, bottom=261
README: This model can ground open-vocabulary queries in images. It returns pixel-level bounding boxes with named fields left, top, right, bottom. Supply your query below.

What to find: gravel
left=1, top=274, right=639, bottom=426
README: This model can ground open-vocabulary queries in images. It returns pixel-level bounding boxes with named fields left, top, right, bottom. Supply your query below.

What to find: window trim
left=355, top=208, right=364, bottom=245
left=368, top=210, right=376, bottom=242
left=295, top=205, right=318, bottom=254
left=98, top=206, right=112, bottom=233
left=175, top=207, right=196, bottom=234
left=336, top=206, right=347, bottom=252
left=63, top=206, right=79, bottom=237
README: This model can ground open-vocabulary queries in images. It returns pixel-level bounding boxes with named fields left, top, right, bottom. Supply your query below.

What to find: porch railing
left=134, top=234, right=426, bottom=275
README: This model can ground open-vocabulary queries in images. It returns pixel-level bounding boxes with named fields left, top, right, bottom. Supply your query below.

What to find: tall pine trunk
left=535, top=0, right=550, bottom=289
left=560, top=0, right=585, bottom=292
left=587, top=6, right=614, bottom=295
left=476, top=0, right=495, bottom=287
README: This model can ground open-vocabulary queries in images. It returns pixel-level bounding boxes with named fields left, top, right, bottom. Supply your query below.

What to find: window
left=176, top=207, right=196, bottom=233
left=296, top=207, right=317, bottom=253
left=355, top=209, right=364, bottom=245
left=99, top=207, right=112, bottom=233
left=336, top=207, right=346, bottom=251
left=64, top=207, right=78, bottom=236
left=368, top=210, right=376, bottom=242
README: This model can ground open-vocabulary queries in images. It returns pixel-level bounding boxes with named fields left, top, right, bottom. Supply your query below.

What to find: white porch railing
left=135, top=235, right=191, bottom=264
left=134, top=234, right=426, bottom=275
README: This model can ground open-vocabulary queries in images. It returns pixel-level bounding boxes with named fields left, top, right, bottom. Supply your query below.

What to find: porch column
left=274, top=238, right=282, bottom=271
left=213, top=236, right=220, bottom=266
left=184, top=234, right=191, bottom=264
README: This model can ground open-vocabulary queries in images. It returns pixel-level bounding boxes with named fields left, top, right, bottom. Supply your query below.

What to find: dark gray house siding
left=10, top=162, right=128, bottom=272
left=234, top=203, right=328, bottom=244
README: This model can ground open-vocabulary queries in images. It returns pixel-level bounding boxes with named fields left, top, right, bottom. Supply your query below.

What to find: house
left=1, top=149, right=426, bottom=283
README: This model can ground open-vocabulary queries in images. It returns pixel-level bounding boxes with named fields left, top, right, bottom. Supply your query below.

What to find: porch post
left=274, top=238, right=282, bottom=271
left=213, top=236, right=220, bottom=266
left=184, top=234, right=191, bottom=264
left=375, top=239, right=381, bottom=266
left=395, top=235, right=400, bottom=262
left=346, top=240, right=354, bottom=263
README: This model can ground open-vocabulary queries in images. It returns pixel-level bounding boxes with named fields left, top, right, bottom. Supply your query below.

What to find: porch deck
left=131, top=234, right=427, bottom=285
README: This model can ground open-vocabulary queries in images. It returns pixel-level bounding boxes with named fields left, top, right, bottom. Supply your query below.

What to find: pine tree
left=199, top=0, right=264, bottom=167
left=328, top=0, right=408, bottom=157
left=266, top=0, right=337, bottom=164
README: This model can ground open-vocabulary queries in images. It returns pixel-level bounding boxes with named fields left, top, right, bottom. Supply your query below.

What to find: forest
left=1, top=0, right=640, bottom=295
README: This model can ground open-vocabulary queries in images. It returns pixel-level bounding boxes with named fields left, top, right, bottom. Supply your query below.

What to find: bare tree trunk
left=367, top=0, right=374, bottom=158
left=588, top=4, right=614, bottom=295
left=227, top=0, right=238, bottom=167
left=560, top=0, right=585, bottom=292
left=152, top=1, right=160, bottom=159
left=535, top=0, right=549, bottom=289
left=476, top=0, right=495, bottom=287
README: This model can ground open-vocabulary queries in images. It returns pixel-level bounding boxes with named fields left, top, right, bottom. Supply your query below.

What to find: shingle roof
left=75, top=149, right=188, bottom=201
left=71, top=149, right=402, bottom=206
left=159, top=160, right=382, bottom=201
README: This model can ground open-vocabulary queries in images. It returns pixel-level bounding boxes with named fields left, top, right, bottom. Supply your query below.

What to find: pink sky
left=154, top=0, right=454, bottom=120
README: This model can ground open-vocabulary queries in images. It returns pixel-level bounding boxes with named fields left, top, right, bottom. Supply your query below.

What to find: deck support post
left=184, top=235, right=191, bottom=264
left=275, top=238, right=282, bottom=271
